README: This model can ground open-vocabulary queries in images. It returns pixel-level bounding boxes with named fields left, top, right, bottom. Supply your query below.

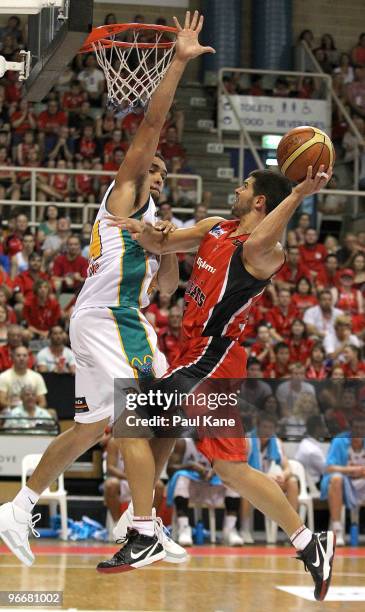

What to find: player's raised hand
left=293, top=164, right=333, bottom=198
left=155, top=220, right=177, bottom=235
left=173, top=11, right=215, bottom=62
left=104, top=215, right=144, bottom=240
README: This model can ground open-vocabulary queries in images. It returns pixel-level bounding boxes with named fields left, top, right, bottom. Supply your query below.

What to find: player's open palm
left=173, top=11, right=215, bottom=61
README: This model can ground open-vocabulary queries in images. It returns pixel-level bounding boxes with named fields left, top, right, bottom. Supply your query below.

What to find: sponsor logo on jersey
left=209, top=226, right=225, bottom=238
left=131, top=354, right=153, bottom=375
left=196, top=257, right=216, bottom=274
left=75, top=397, right=89, bottom=413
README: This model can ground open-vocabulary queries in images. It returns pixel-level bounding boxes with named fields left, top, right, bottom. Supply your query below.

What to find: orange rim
left=80, top=22, right=177, bottom=54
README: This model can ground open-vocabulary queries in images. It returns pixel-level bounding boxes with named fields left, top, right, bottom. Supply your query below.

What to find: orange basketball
left=276, top=126, right=335, bottom=182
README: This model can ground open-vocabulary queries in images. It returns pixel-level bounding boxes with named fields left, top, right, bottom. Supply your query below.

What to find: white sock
left=223, top=515, right=237, bottom=531
left=332, top=521, right=342, bottom=532
left=177, top=516, right=189, bottom=530
left=132, top=516, right=154, bottom=537
left=290, top=525, right=313, bottom=551
left=13, top=486, right=39, bottom=514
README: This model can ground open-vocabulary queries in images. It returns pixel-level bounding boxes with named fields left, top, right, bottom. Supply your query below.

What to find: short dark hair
left=249, top=170, right=292, bottom=215
left=154, top=152, right=167, bottom=166
left=306, top=415, right=324, bottom=437
left=274, top=342, right=289, bottom=354
left=247, top=357, right=261, bottom=369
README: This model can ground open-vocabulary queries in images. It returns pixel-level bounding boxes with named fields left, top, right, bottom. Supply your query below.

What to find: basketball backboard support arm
left=25, top=0, right=93, bottom=102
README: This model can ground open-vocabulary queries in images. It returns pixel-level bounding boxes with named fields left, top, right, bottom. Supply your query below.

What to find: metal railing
left=0, top=166, right=203, bottom=228
left=217, top=67, right=332, bottom=185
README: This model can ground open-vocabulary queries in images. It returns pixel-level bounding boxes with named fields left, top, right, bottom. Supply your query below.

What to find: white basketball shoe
left=113, top=503, right=189, bottom=564
left=0, top=502, right=41, bottom=566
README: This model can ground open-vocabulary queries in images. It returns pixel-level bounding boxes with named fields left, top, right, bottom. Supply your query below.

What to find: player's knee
left=73, top=420, right=106, bottom=445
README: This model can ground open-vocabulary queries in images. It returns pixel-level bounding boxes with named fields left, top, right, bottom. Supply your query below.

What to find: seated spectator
left=274, top=245, right=312, bottom=291
left=276, top=363, right=316, bottom=416
left=3, top=386, right=53, bottom=431
left=0, top=304, right=9, bottom=346
left=320, top=33, right=339, bottom=68
left=159, top=126, right=186, bottom=171
left=260, top=394, right=281, bottom=420
left=68, top=100, right=94, bottom=132
left=36, top=325, right=76, bottom=374
left=38, top=204, right=58, bottom=237
left=279, top=392, right=319, bottom=439
left=38, top=100, right=67, bottom=155
left=42, top=215, right=71, bottom=262
left=272, top=77, right=293, bottom=97
left=313, top=47, right=332, bottom=74
left=167, top=439, right=243, bottom=546
left=291, top=277, right=317, bottom=313
left=240, top=358, right=272, bottom=407
left=46, top=159, right=72, bottom=202
left=249, top=324, right=275, bottom=370
left=62, top=80, right=87, bottom=114
left=157, top=202, right=184, bottom=228
left=10, top=100, right=37, bottom=144
left=306, top=343, right=328, bottom=380
left=265, top=342, right=290, bottom=379
left=352, top=32, right=365, bottom=64
left=248, top=74, right=267, bottom=96
left=295, top=415, right=327, bottom=489
left=102, top=129, right=127, bottom=162
left=288, top=319, right=314, bottom=365
left=78, top=54, right=105, bottom=106
left=0, top=286, right=16, bottom=323
left=320, top=416, right=365, bottom=546
left=183, top=204, right=208, bottom=228
left=351, top=252, right=365, bottom=292
left=74, top=159, right=97, bottom=203
left=15, top=130, right=39, bottom=166
left=103, top=435, right=165, bottom=526
left=0, top=345, right=47, bottom=409
left=342, top=344, right=365, bottom=378
left=331, top=268, right=363, bottom=315
left=0, top=16, right=23, bottom=45
left=47, top=126, right=75, bottom=163
left=146, top=292, right=172, bottom=333
left=316, top=254, right=340, bottom=290
left=323, top=314, right=361, bottom=360
left=53, top=235, right=88, bottom=293
left=10, top=233, right=35, bottom=280
left=23, top=280, right=61, bottom=339
left=0, top=325, right=35, bottom=372
left=303, top=290, right=344, bottom=340
left=266, top=288, right=300, bottom=342
left=299, top=228, right=327, bottom=276
left=13, top=252, right=50, bottom=302
left=158, top=306, right=183, bottom=365
left=346, top=65, right=365, bottom=119
left=75, top=124, right=102, bottom=162
left=2, top=213, right=31, bottom=258
left=95, top=110, right=118, bottom=140
left=336, top=232, right=359, bottom=267
left=323, top=235, right=339, bottom=255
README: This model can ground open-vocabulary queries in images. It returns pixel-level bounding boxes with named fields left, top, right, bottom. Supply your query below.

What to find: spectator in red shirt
left=265, top=342, right=291, bottom=379
left=23, top=279, right=61, bottom=339
left=13, top=252, right=50, bottom=301
left=100, top=148, right=124, bottom=196
left=122, top=111, right=144, bottom=142
left=331, top=268, right=363, bottom=315
left=274, top=245, right=312, bottom=291
left=53, top=235, right=88, bottom=293
left=316, top=253, right=340, bottom=289
left=0, top=264, right=13, bottom=292
left=3, top=213, right=31, bottom=257
left=342, top=344, right=365, bottom=378
left=351, top=252, right=365, bottom=292
left=306, top=343, right=327, bottom=380
left=48, top=159, right=72, bottom=202
left=15, top=130, right=39, bottom=166
left=75, top=124, right=101, bottom=162
left=0, top=324, right=35, bottom=372
left=10, top=99, right=36, bottom=144
left=158, top=306, right=183, bottom=365
left=103, top=129, right=128, bottom=161
left=288, top=319, right=314, bottom=365
left=146, top=292, right=172, bottom=333
left=299, top=227, right=328, bottom=275
left=62, top=80, right=87, bottom=113
left=74, top=159, right=96, bottom=203
left=38, top=100, right=67, bottom=133
left=159, top=126, right=186, bottom=171
left=291, top=277, right=318, bottom=313
left=249, top=324, right=275, bottom=370
left=267, top=288, right=300, bottom=341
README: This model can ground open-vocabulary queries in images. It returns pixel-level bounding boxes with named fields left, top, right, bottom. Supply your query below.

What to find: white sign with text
left=219, top=95, right=329, bottom=134
left=0, top=435, right=53, bottom=476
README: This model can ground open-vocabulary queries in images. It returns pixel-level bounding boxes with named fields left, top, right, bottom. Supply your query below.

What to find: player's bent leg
left=213, top=459, right=336, bottom=602
left=0, top=419, right=109, bottom=567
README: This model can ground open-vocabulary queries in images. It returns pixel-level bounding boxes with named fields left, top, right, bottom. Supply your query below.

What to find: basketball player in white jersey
left=0, top=11, right=214, bottom=570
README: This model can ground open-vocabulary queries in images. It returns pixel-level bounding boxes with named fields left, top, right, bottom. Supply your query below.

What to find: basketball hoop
left=79, top=23, right=178, bottom=116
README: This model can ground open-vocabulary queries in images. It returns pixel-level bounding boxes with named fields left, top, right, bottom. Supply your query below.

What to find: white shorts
left=70, top=307, right=168, bottom=424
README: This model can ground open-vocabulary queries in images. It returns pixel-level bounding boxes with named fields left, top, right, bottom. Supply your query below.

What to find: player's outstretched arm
left=157, top=254, right=179, bottom=295
left=107, top=11, right=214, bottom=218
left=243, top=165, right=332, bottom=280
left=104, top=215, right=224, bottom=254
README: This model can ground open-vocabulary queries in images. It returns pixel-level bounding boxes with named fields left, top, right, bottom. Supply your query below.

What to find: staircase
left=176, top=83, right=237, bottom=210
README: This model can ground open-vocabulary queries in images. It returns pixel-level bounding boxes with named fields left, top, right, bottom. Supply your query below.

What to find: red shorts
left=165, top=336, right=248, bottom=464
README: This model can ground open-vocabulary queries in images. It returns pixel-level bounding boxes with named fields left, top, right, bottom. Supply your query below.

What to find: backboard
left=25, top=0, right=93, bottom=101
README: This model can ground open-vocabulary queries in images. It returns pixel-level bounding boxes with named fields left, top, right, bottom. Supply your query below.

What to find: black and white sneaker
left=96, top=527, right=166, bottom=573
left=296, top=531, right=336, bottom=601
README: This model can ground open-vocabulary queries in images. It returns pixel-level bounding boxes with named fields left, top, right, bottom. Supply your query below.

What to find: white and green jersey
left=75, top=181, right=160, bottom=312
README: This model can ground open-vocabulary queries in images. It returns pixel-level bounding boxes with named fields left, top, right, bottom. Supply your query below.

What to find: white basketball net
left=93, top=30, right=176, bottom=116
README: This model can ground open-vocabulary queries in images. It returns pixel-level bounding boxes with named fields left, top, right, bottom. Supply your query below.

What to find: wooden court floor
left=1, top=542, right=365, bottom=611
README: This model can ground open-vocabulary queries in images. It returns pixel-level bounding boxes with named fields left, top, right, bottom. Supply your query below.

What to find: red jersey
left=299, top=243, right=328, bottom=274
left=62, top=91, right=86, bottom=110
left=75, top=173, right=93, bottom=194
left=38, top=110, right=67, bottom=132
left=158, top=328, right=182, bottom=365
left=53, top=254, right=88, bottom=283
left=50, top=173, right=68, bottom=192
left=0, top=268, right=13, bottom=290
left=13, top=270, right=50, bottom=299
left=291, top=293, right=318, bottom=312
left=23, top=294, right=61, bottom=331
left=315, top=266, right=339, bottom=288
left=288, top=338, right=314, bottom=364
left=306, top=364, right=327, bottom=380
left=182, top=220, right=269, bottom=343
left=342, top=361, right=365, bottom=378
left=266, top=304, right=301, bottom=338
left=336, top=288, right=359, bottom=314
left=274, top=262, right=311, bottom=286
left=10, top=110, right=36, bottom=134
left=249, top=341, right=272, bottom=369
left=265, top=362, right=291, bottom=378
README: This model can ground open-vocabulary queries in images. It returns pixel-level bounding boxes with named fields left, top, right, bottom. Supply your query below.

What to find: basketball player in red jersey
left=103, top=165, right=335, bottom=601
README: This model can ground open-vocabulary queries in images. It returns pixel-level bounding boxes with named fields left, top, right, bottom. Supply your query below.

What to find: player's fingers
left=200, top=46, right=216, bottom=54
left=184, top=10, right=190, bottom=29
left=172, top=16, right=182, bottom=32
left=306, top=165, right=312, bottom=181
left=196, top=14, right=204, bottom=34
left=190, top=10, right=199, bottom=30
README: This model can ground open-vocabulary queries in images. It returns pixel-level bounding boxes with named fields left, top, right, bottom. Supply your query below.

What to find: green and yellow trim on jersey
left=110, top=306, right=155, bottom=380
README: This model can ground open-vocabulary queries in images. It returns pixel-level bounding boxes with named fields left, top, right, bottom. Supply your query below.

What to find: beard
left=231, top=195, right=254, bottom=219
